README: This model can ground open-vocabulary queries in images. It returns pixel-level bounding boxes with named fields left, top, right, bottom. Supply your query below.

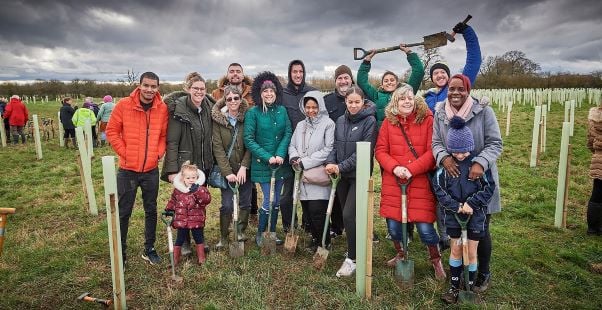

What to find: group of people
left=103, top=23, right=504, bottom=304
left=0, top=95, right=29, bottom=145
left=59, top=95, right=115, bottom=148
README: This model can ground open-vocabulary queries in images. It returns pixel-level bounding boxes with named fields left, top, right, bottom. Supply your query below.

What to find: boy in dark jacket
left=432, top=116, right=495, bottom=304
left=59, top=97, right=76, bottom=148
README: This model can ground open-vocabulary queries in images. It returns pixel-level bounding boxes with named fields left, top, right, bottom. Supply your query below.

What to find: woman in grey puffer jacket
left=288, top=90, right=335, bottom=252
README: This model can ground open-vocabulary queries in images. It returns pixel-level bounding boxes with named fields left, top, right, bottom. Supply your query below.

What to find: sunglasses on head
left=226, top=96, right=240, bottom=102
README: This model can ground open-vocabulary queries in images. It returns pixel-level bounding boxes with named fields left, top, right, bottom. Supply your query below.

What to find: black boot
left=587, top=201, right=602, bottom=235
left=238, top=208, right=250, bottom=241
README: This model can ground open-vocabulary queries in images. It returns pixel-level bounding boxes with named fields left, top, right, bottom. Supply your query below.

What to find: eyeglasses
left=190, top=86, right=205, bottom=92
left=226, top=96, right=240, bottom=102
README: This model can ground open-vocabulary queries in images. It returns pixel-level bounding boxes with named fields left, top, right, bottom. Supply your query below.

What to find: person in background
left=59, top=97, right=76, bottom=148
left=323, top=65, right=355, bottom=238
left=211, top=85, right=252, bottom=249
left=83, top=97, right=99, bottom=146
left=0, top=97, right=9, bottom=144
left=587, top=101, right=602, bottom=236
left=244, top=71, right=292, bottom=247
left=3, top=95, right=29, bottom=145
left=106, top=72, right=168, bottom=266
left=97, top=95, right=115, bottom=147
left=281, top=59, right=318, bottom=234
left=72, top=99, right=97, bottom=142
left=325, top=86, right=376, bottom=278
left=357, top=43, right=424, bottom=130
left=432, top=74, right=502, bottom=293
left=424, top=22, right=481, bottom=112
left=211, top=63, right=259, bottom=223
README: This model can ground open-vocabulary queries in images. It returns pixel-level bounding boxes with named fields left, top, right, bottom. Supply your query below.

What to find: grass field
left=0, top=99, right=601, bottom=309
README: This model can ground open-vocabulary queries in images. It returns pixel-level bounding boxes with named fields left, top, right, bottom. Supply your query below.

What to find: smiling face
left=397, top=91, right=415, bottom=116
left=346, top=93, right=364, bottom=115
left=182, top=169, right=199, bottom=187
left=225, top=92, right=241, bottom=114
left=382, top=73, right=398, bottom=92
left=261, top=88, right=276, bottom=105
left=432, top=68, right=449, bottom=88
left=447, top=78, right=469, bottom=109
left=304, top=99, right=319, bottom=118
left=290, top=64, right=304, bottom=86
left=138, top=77, right=159, bottom=103
left=452, top=151, right=470, bottom=161
left=188, top=81, right=206, bottom=106
left=227, top=65, right=243, bottom=85
left=335, top=73, right=352, bottom=96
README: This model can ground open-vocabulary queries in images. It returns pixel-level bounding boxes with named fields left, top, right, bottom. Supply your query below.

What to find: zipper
left=140, top=109, right=150, bottom=172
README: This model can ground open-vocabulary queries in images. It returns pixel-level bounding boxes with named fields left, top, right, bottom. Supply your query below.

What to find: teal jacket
left=243, top=104, right=293, bottom=183
left=357, top=52, right=424, bottom=130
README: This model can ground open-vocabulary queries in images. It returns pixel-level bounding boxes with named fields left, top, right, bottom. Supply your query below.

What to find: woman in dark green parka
left=243, top=71, right=292, bottom=246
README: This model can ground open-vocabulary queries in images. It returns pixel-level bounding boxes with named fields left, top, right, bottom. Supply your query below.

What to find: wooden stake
left=102, top=156, right=126, bottom=310
left=365, top=178, right=374, bottom=300
left=0, top=208, right=16, bottom=257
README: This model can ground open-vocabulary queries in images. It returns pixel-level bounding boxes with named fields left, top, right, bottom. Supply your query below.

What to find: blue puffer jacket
left=431, top=154, right=495, bottom=232
left=424, top=26, right=481, bottom=112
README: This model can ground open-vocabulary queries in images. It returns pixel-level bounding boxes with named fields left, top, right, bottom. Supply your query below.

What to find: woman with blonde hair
left=375, top=84, right=446, bottom=280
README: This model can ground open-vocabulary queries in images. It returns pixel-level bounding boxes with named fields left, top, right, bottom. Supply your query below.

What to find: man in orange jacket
left=106, top=72, right=168, bottom=265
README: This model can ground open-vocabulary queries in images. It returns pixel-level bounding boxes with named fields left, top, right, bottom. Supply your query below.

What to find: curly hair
left=385, top=84, right=428, bottom=124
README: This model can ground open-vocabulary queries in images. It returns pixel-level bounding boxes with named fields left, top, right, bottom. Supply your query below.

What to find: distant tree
left=480, top=50, right=540, bottom=77
left=125, top=69, right=138, bottom=86
left=419, top=47, right=443, bottom=89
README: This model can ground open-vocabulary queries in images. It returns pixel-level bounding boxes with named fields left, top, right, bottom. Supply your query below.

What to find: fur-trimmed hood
left=172, top=169, right=206, bottom=193
left=211, top=96, right=250, bottom=127
left=216, top=75, right=253, bottom=89
left=385, top=95, right=431, bottom=126
left=251, top=71, right=284, bottom=108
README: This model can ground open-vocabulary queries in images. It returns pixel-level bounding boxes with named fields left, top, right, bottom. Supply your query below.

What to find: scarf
left=445, top=96, right=474, bottom=120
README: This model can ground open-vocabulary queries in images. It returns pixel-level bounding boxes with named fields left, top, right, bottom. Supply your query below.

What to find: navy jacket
left=432, top=154, right=494, bottom=232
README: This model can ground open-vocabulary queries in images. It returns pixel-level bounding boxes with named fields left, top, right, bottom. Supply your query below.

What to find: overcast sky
left=0, top=0, right=600, bottom=84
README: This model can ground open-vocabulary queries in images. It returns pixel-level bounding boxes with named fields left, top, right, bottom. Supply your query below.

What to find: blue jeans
left=258, top=180, right=284, bottom=232
left=387, top=218, right=439, bottom=245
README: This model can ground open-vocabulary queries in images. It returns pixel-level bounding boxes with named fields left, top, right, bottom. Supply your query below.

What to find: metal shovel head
left=458, top=290, right=477, bottom=304
left=261, top=232, right=277, bottom=256
left=284, top=232, right=299, bottom=254
left=423, top=32, right=448, bottom=50
left=394, top=259, right=415, bottom=289
left=229, top=241, right=244, bottom=258
left=312, top=246, right=329, bottom=270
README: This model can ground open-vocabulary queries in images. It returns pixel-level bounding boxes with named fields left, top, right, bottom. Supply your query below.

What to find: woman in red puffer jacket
left=375, top=84, right=445, bottom=281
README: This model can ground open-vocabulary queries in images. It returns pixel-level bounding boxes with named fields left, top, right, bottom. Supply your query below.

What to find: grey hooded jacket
left=288, top=90, right=336, bottom=200
left=432, top=98, right=503, bottom=214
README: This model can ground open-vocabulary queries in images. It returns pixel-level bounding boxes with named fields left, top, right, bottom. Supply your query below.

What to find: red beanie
left=449, top=74, right=471, bottom=93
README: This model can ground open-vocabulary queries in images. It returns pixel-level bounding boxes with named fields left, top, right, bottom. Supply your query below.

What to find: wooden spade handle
left=0, top=208, right=16, bottom=214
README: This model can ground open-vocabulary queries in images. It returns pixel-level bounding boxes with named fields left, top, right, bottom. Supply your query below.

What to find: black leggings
left=302, top=200, right=330, bottom=246
left=477, top=214, right=492, bottom=274
left=590, top=178, right=602, bottom=203
left=175, top=228, right=204, bottom=246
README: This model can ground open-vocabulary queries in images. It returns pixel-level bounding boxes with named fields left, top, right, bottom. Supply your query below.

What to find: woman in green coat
left=243, top=71, right=292, bottom=246
left=357, top=43, right=424, bottom=130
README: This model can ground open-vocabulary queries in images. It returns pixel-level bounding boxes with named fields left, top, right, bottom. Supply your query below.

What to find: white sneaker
left=336, top=258, right=356, bottom=277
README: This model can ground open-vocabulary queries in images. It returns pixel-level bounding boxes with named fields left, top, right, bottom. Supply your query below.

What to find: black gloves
left=453, top=22, right=468, bottom=34
left=189, top=183, right=199, bottom=193
left=289, top=157, right=300, bottom=165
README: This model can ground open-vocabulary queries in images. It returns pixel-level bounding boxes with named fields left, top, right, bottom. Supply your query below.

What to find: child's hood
left=172, top=169, right=206, bottom=193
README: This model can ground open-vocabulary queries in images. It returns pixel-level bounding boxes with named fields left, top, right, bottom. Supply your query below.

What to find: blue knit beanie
left=447, top=116, right=474, bottom=153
